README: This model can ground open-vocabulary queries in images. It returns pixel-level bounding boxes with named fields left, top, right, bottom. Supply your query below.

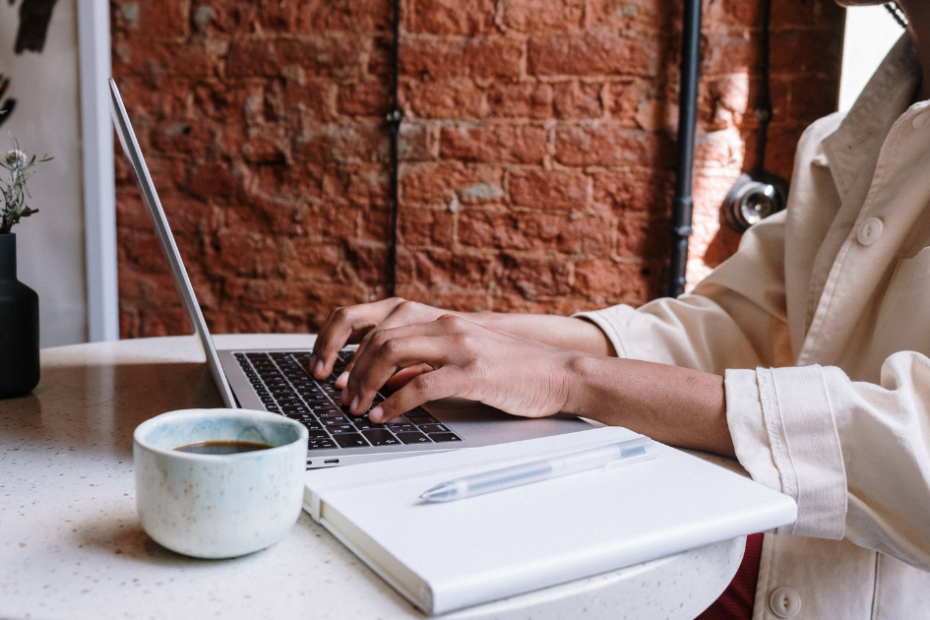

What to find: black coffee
left=174, top=441, right=273, bottom=455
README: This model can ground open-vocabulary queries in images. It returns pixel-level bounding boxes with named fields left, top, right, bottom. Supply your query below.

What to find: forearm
left=562, top=354, right=735, bottom=457
left=468, top=312, right=616, bottom=357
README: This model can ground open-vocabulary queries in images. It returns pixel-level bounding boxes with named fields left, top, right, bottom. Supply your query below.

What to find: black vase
left=0, top=233, right=40, bottom=398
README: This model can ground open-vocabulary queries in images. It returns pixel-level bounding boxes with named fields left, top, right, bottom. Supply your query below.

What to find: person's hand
left=338, top=314, right=577, bottom=423
left=308, top=298, right=459, bottom=385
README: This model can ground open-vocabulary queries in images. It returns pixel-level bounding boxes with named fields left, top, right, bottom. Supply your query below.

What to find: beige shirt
left=579, top=35, right=930, bottom=619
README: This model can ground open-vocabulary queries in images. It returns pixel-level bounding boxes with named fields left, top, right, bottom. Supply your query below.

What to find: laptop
left=108, top=78, right=592, bottom=468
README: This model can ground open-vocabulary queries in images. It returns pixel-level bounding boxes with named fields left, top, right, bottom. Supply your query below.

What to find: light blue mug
left=133, top=408, right=308, bottom=559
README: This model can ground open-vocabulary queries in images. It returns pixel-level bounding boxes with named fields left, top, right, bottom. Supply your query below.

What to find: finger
left=370, top=366, right=466, bottom=423
left=347, top=300, right=437, bottom=379
left=386, top=363, right=433, bottom=391
left=343, top=317, right=469, bottom=415
left=310, top=298, right=403, bottom=379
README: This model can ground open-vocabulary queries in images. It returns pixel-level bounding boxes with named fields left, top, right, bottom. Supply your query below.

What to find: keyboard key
left=307, top=429, right=330, bottom=439
left=406, top=413, right=438, bottom=425
left=308, top=438, right=337, bottom=450
left=353, top=419, right=382, bottom=431
left=418, top=424, right=449, bottom=434
left=333, top=434, right=369, bottom=449
left=428, top=432, right=462, bottom=443
left=320, top=415, right=350, bottom=425
left=361, top=429, right=400, bottom=446
left=396, top=432, right=432, bottom=445
left=386, top=423, right=417, bottom=434
left=327, top=424, right=356, bottom=435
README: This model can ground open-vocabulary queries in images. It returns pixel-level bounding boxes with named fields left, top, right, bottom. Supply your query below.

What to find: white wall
left=0, top=0, right=86, bottom=347
left=839, top=6, right=908, bottom=113
left=0, top=0, right=117, bottom=347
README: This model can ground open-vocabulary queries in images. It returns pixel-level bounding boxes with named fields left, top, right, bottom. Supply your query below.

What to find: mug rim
left=133, top=408, right=308, bottom=461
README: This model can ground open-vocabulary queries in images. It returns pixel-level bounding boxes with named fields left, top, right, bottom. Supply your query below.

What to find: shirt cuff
left=573, top=306, right=637, bottom=359
left=726, top=366, right=847, bottom=539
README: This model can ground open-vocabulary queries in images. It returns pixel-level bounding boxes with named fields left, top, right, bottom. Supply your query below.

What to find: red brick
left=338, top=82, right=391, bottom=117
left=486, top=83, right=554, bottom=119
left=412, top=249, right=492, bottom=289
left=528, top=34, right=659, bottom=77
left=398, top=122, right=433, bottom=162
left=701, top=32, right=758, bottom=75
left=281, top=80, right=338, bottom=121
left=323, top=164, right=390, bottom=209
left=295, top=0, right=392, bottom=33
left=507, top=169, right=589, bottom=210
left=399, top=208, right=455, bottom=247
left=495, top=254, right=572, bottom=299
left=226, top=38, right=363, bottom=79
left=788, top=75, right=840, bottom=125
left=293, top=121, right=388, bottom=165
left=555, top=123, right=667, bottom=167
left=615, top=215, right=667, bottom=259
left=410, top=0, right=497, bottom=35
left=502, top=0, right=585, bottom=32
left=458, top=211, right=611, bottom=256
left=402, top=164, right=504, bottom=205
left=592, top=169, right=673, bottom=213
left=400, top=37, right=523, bottom=80
left=572, top=258, right=650, bottom=304
left=130, top=1, right=190, bottom=39
left=188, top=163, right=237, bottom=199
left=587, top=0, right=668, bottom=35
left=113, top=0, right=846, bottom=338
left=553, top=81, right=603, bottom=119
left=440, top=125, right=547, bottom=164
left=772, top=28, right=843, bottom=74
left=404, top=79, right=486, bottom=119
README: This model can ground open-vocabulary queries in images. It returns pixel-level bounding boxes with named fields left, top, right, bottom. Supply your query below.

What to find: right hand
left=308, top=298, right=461, bottom=385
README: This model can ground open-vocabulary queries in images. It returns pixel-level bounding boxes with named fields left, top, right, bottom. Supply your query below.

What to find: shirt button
left=769, top=587, right=802, bottom=618
left=857, top=217, right=883, bottom=245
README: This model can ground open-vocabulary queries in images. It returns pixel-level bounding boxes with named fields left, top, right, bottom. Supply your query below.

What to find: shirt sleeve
left=575, top=206, right=793, bottom=375
left=727, top=353, right=930, bottom=571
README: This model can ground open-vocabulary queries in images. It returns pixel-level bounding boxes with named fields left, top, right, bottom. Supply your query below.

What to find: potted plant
left=0, top=138, right=51, bottom=398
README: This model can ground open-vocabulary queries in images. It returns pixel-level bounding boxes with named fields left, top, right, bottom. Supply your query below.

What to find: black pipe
left=668, top=0, right=703, bottom=298
left=386, top=0, right=403, bottom=298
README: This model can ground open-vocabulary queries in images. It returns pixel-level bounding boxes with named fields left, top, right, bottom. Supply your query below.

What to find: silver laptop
left=108, top=78, right=591, bottom=468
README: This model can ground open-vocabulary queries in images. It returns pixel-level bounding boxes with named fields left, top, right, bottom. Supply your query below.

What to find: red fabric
left=696, top=533, right=764, bottom=620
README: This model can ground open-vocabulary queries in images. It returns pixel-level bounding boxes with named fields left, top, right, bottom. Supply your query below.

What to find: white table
left=0, top=335, right=744, bottom=620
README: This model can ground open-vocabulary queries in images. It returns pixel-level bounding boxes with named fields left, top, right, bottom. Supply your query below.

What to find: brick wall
left=111, top=0, right=845, bottom=337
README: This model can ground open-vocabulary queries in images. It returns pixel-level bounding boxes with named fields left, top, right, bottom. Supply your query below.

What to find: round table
left=0, top=335, right=745, bottom=620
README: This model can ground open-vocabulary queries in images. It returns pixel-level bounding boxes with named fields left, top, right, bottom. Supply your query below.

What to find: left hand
left=339, top=314, right=578, bottom=423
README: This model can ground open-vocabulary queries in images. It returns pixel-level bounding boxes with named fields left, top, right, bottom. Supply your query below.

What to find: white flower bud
left=5, top=149, right=27, bottom=171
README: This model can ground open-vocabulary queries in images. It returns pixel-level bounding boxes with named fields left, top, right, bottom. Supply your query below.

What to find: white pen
left=419, top=436, right=656, bottom=502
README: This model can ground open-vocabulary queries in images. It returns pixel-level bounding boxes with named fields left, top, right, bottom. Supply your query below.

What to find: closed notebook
left=302, top=426, right=797, bottom=615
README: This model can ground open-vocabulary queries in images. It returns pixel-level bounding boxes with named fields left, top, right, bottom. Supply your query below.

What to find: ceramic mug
left=133, top=408, right=309, bottom=559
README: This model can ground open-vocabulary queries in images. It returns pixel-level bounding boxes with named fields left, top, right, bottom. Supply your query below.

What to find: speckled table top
left=0, top=335, right=743, bottom=620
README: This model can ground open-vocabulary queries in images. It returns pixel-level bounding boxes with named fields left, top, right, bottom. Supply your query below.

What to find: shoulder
left=798, top=112, right=844, bottom=148
left=795, top=112, right=844, bottom=157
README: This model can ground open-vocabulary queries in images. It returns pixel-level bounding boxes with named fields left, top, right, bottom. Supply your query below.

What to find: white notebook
left=303, top=426, right=797, bottom=615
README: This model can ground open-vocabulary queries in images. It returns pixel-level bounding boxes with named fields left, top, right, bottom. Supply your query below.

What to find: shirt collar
left=822, top=33, right=922, bottom=208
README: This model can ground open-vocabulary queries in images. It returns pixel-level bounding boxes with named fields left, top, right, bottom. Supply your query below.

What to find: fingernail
left=370, top=406, right=384, bottom=423
left=340, top=387, right=348, bottom=404
left=336, top=371, right=349, bottom=387
left=350, top=395, right=359, bottom=413
left=314, top=360, right=324, bottom=377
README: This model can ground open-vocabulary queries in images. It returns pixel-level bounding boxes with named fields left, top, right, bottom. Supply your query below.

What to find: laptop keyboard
left=234, top=350, right=463, bottom=450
